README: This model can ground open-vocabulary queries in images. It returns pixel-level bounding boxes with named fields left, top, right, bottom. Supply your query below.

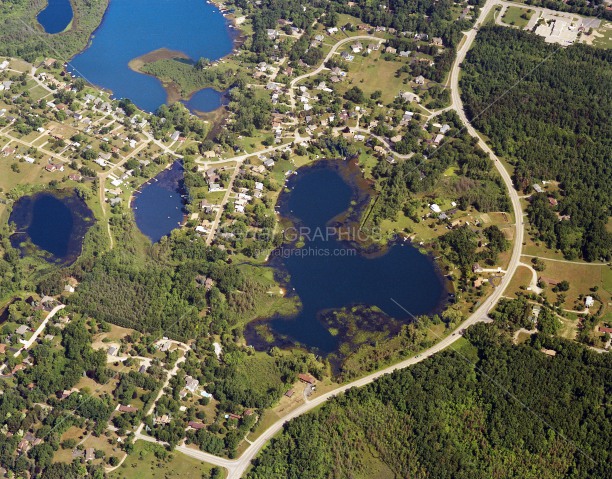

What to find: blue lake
left=245, top=160, right=449, bottom=356
left=37, top=0, right=73, bottom=34
left=68, top=0, right=234, bottom=112
left=9, top=190, right=95, bottom=264
left=132, top=161, right=187, bottom=243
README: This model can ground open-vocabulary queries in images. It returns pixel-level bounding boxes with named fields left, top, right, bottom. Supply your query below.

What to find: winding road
left=131, top=2, right=526, bottom=477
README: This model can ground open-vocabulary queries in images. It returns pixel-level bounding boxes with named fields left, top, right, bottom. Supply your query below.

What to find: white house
left=430, top=204, right=442, bottom=214
left=585, top=296, right=594, bottom=308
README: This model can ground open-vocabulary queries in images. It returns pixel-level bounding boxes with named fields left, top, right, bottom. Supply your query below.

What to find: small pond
left=37, top=0, right=74, bottom=34
left=132, top=161, right=187, bottom=243
left=9, top=189, right=95, bottom=264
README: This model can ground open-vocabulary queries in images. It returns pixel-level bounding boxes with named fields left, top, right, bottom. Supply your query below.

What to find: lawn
left=535, top=260, right=611, bottom=312
left=505, top=265, right=534, bottom=298
left=501, top=6, right=534, bottom=28
left=590, top=21, right=612, bottom=49
left=110, top=440, right=220, bottom=479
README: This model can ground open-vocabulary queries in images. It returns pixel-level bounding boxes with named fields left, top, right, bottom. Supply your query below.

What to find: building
left=107, top=346, right=118, bottom=356
left=533, top=184, right=544, bottom=193
left=185, top=375, right=199, bottom=393
left=430, top=204, right=442, bottom=214
left=385, top=46, right=397, bottom=54
left=414, top=75, right=425, bottom=85
left=15, top=325, right=29, bottom=335
left=585, top=296, right=594, bottom=308
left=188, top=421, right=206, bottom=430
left=298, top=373, right=316, bottom=384
left=118, top=405, right=138, bottom=413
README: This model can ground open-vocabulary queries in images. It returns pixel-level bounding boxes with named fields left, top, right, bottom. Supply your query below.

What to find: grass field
left=505, top=265, right=534, bottom=298
left=501, top=7, right=534, bottom=28
left=533, top=259, right=611, bottom=312
left=110, top=440, right=219, bottom=479
left=590, top=21, right=612, bottom=49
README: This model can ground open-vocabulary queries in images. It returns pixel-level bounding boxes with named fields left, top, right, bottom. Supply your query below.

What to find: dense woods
left=461, top=27, right=611, bottom=261
left=248, top=324, right=611, bottom=479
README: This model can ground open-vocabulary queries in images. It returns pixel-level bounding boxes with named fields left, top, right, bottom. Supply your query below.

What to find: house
left=64, top=284, right=75, bottom=293
left=340, top=52, right=354, bottom=61
left=297, top=373, right=316, bottom=384
left=374, top=145, right=386, bottom=155
left=390, top=135, right=402, bottom=143
left=540, top=348, right=557, bottom=357
left=386, top=156, right=397, bottom=165
left=227, top=413, right=242, bottom=420
left=598, top=326, right=612, bottom=334
left=539, top=276, right=560, bottom=286
left=85, top=448, right=95, bottom=461
left=327, top=27, right=338, bottom=34
left=138, top=364, right=147, bottom=374
left=400, top=91, right=419, bottom=103
left=473, top=263, right=483, bottom=273
left=2, top=147, right=15, bottom=156
left=159, top=341, right=171, bottom=352
left=170, top=131, right=181, bottom=142
left=43, top=58, right=56, bottom=68
left=15, top=325, right=29, bottom=335
left=585, top=296, right=594, bottom=308
left=263, top=158, right=275, bottom=168
left=473, top=277, right=484, bottom=288
left=107, top=346, right=118, bottom=356
left=188, top=421, right=206, bottom=430
left=118, top=405, right=138, bottom=413
left=155, top=414, right=171, bottom=425
left=44, top=334, right=54, bottom=341
left=209, top=183, right=222, bottom=192
left=548, top=197, right=558, bottom=206
left=0, top=344, right=7, bottom=354
left=385, top=46, right=397, bottom=54
left=285, top=389, right=295, bottom=398
left=430, top=204, right=442, bottom=214
left=440, top=124, right=451, bottom=134
left=433, top=134, right=444, bottom=144
left=399, top=50, right=411, bottom=58
left=431, top=37, right=444, bottom=47
left=414, top=75, right=425, bottom=85
left=69, top=173, right=82, bottom=181
left=533, top=184, right=544, bottom=193
left=254, top=182, right=264, bottom=191
left=185, top=375, right=199, bottom=393
left=351, top=42, right=363, bottom=53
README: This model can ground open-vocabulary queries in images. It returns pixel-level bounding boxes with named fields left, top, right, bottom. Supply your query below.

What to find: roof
left=298, top=373, right=316, bottom=384
left=15, top=325, right=29, bottom=335
left=118, top=405, right=138, bottom=413
left=188, top=421, right=206, bottom=430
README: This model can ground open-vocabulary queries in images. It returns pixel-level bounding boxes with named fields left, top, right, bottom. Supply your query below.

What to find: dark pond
left=245, top=160, right=449, bottom=356
left=132, top=161, right=187, bottom=243
left=37, top=0, right=73, bottom=34
left=68, top=0, right=234, bottom=112
left=181, top=88, right=228, bottom=114
left=9, top=189, right=95, bottom=264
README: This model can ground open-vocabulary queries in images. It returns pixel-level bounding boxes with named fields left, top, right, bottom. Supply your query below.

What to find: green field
left=501, top=7, right=534, bottom=28
left=110, top=441, right=220, bottom=479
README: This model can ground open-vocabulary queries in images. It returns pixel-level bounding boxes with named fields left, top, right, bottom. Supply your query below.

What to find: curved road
left=132, top=3, right=525, bottom=477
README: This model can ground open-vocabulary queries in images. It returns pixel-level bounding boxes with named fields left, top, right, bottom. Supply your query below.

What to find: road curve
left=135, top=4, right=524, bottom=477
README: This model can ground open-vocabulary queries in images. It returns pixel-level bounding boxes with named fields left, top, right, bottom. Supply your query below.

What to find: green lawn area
left=590, top=21, right=612, bottom=49
left=501, top=6, right=534, bottom=28
left=341, top=51, right=413, bottom=103
left=110, top=441, right=220, bottom=479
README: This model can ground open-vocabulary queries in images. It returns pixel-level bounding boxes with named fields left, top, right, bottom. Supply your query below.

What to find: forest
left=460, top=27, right=611, bottom=261
left=247, top=323, right=611, bottom=479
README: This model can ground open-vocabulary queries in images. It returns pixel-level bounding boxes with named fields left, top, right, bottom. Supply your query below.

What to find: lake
left=68, top=0, right=234, bottom=112
left=245, top=160, right=449, bottom=356
left=37, top=0, right=73, bottom=34
left=132, top=161, right=187, bottom=243
left=9, top=189, right=95, bottom=264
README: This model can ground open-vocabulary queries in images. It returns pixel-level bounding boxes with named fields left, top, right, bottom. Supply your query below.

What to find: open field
left=501, top=6, right=534, bottom=28
left=532, top=259, right=611, bottom=312
left=110, top=440, right=219, bottom=479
